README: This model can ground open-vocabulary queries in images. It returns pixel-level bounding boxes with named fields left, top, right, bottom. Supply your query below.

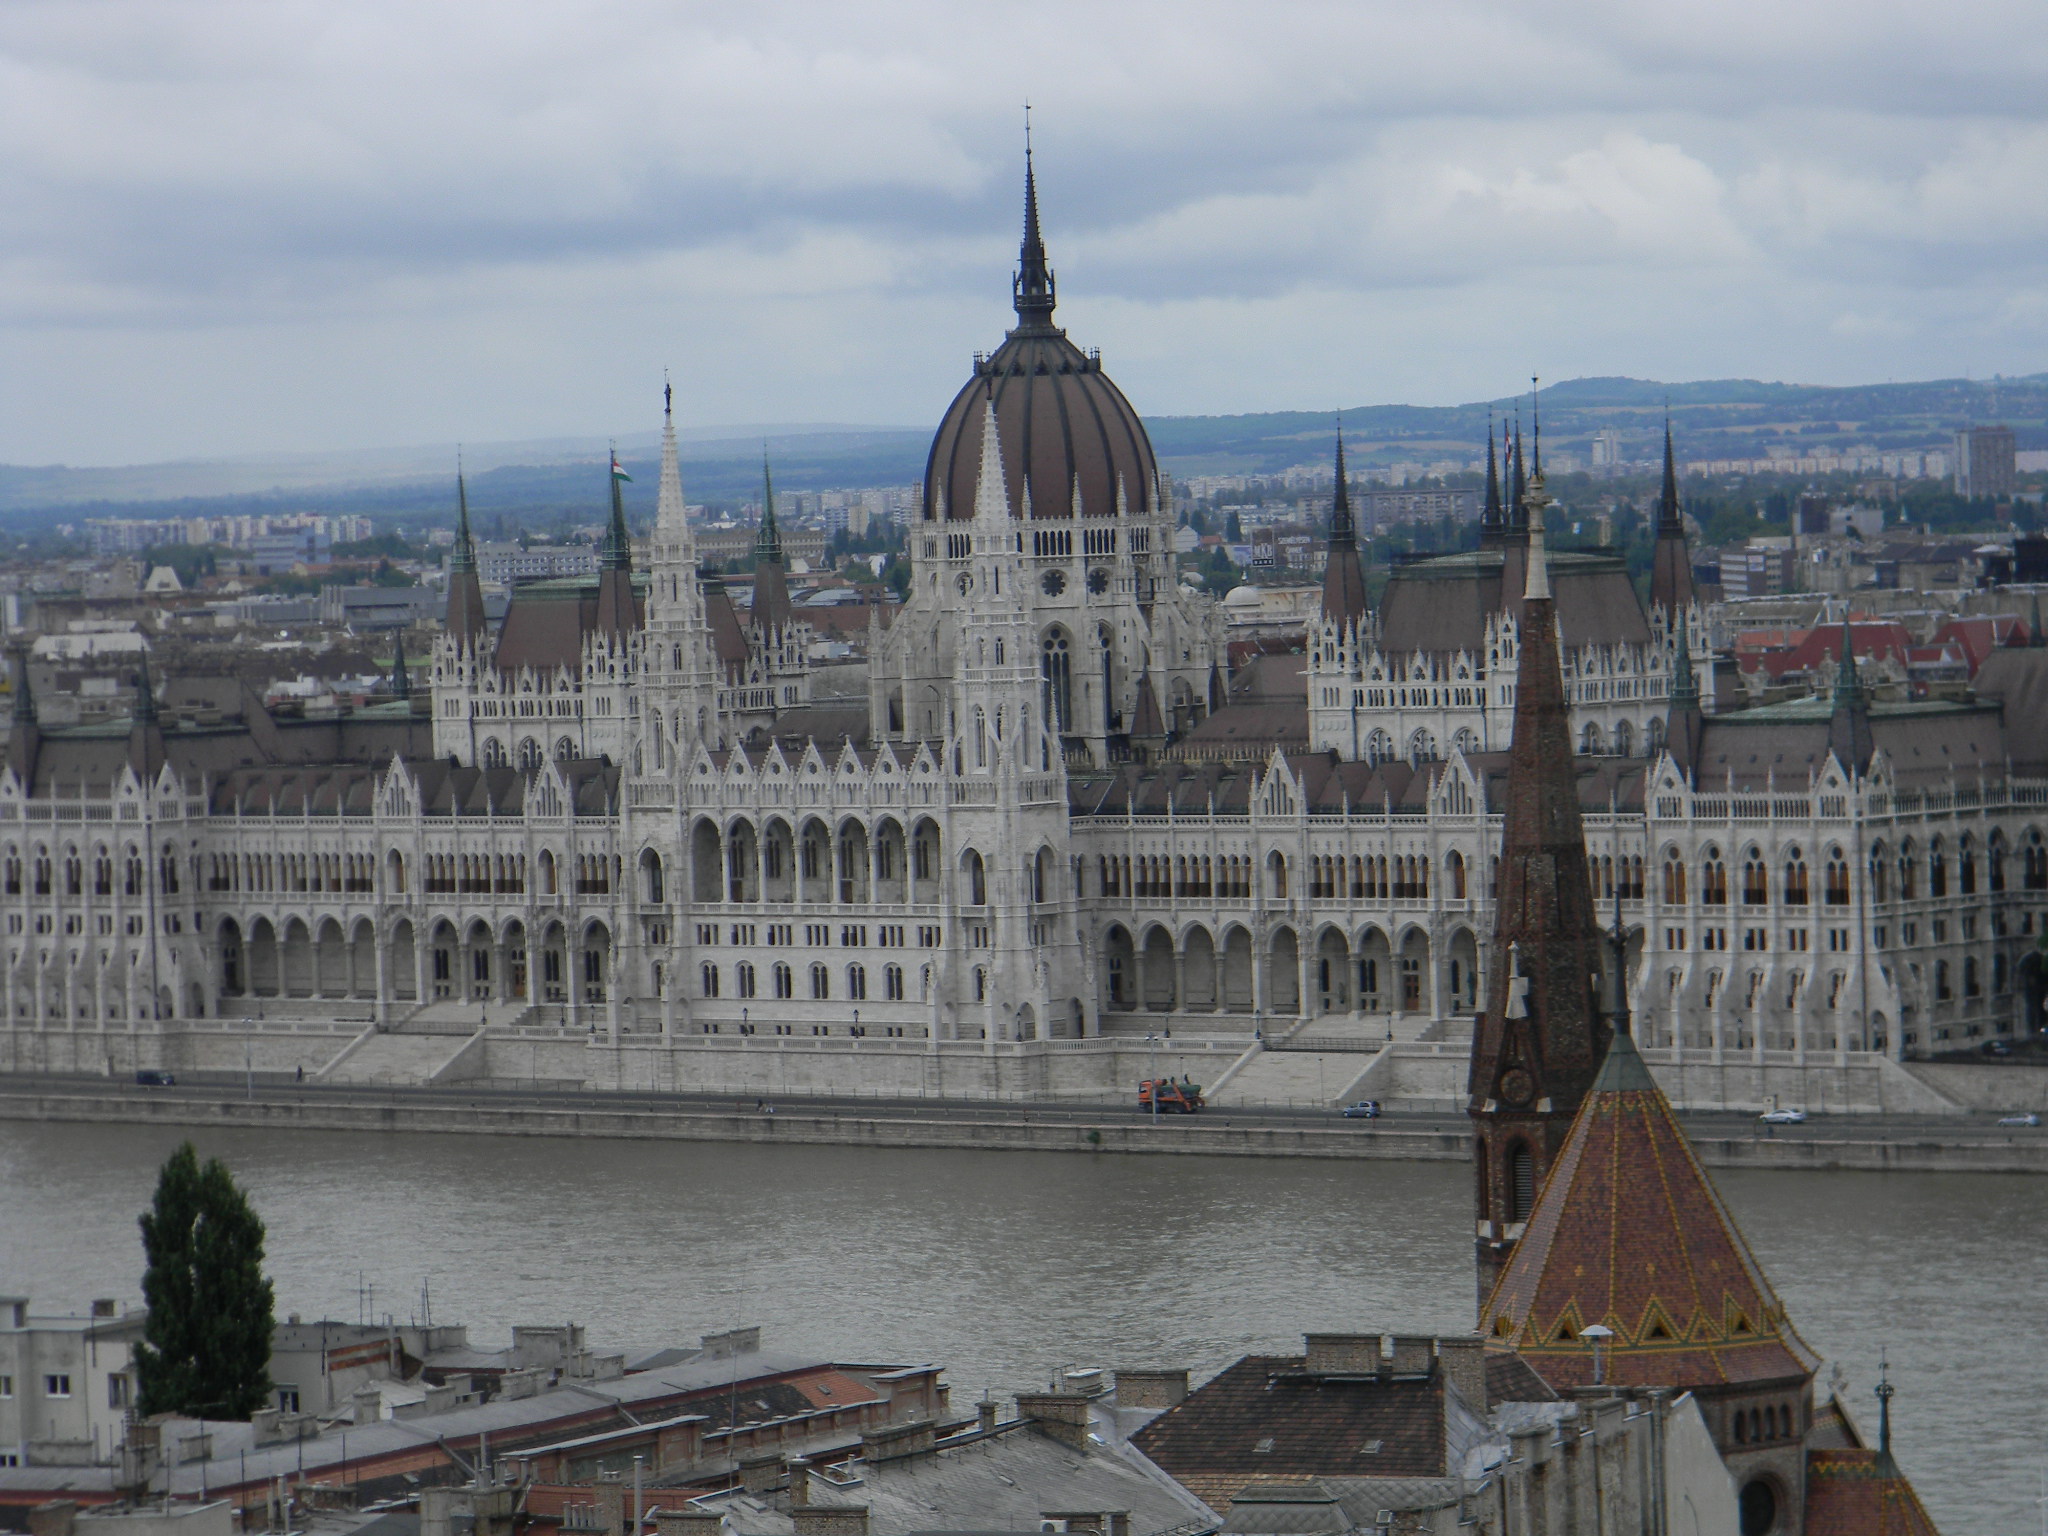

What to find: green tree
left=134, top=1142, right=275, bottom=1418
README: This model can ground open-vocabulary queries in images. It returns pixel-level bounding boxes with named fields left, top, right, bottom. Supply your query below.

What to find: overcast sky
left=4, top=0, right=2048, bottom=466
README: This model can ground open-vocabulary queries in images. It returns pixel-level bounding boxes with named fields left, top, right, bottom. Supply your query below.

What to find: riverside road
left=1, top=1070, right=2042, bottom=1165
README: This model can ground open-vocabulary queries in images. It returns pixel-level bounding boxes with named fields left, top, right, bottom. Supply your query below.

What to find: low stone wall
left=1903, top=1060, right=2048, bottom=1113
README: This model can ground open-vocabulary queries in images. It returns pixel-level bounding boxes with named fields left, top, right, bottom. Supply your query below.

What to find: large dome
left=922, top=159, right=1159, bottom=523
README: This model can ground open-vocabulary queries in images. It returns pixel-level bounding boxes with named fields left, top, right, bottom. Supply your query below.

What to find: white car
left=1996, top=1112, right=2041, bottom=1128
left=1759, top=1108, right=1807, bottom=1125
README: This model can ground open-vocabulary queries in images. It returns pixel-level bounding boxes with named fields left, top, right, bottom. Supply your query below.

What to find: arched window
left=1447, top=850, right=1467, bottom=900
left=1701, top=848, right=1727, bottom=906
left=1366, top=729, right=1393, bottom=767
left=884, top=964, right=905, bottom=1001
left=810, top=963, right=830, bottom=1000
left=1614, top=720, right=1634, bottom=756
left=517, top=737, right=543, bottom=772
left=772, top=963, right=792, bottom=999
left=481, top=738, right=507, bottom=769
left=1824, top=849, right=1849, bottom=905
left=1898, top=844, right=1917, bottom=901
left=1935, top=960, right=1952, bottom=1001
left=1959, top=835, right=1977, bottom=896
left=1782, top=848, right=1809, bottom=906
left=641, top=851, right=664, bottom=904
left=1041, top=630, right=1072, bottom=734
left=1929, top=839, right=1948, bottom=898
left=1868, top=844, right=1889, bottom=903
left=554, top=736, right=575, bottom=761
left=1408, top=729, right=1437, bottom=767
left=1266, top=851, right=1288, bottom=899
left=699, top=962, right=720, bottom=998
left=735, top=961, right=756, bottom=999
left=965, top=850, right=987, bottom=906
left=847, top=963, right=867, bottom=1001
left=1663, top=850, right=1688, bottom=904
left=1741, top=851, right=1768, bottom=906
left=1964, top=956, right=1981, bottom=997
left=2025, top=831, right=2048, bottom=891
left=1580, top=723, right=1602, bottom=755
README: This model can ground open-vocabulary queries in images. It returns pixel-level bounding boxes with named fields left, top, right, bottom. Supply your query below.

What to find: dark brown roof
left=1693, top=701, right=2003, bottom=790
left=492, top=581, right=646, bottom=674
left=1378, top=549, right=1649, bottom=654
left=1971, top=647, right=2048, bottom=772
left=1130, top=1355, right=1450, bottom=1513
left=923, top=285, right=1156, bottom=524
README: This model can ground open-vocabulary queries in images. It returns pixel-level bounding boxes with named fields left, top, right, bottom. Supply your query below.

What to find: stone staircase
left=1206, top=1046, right=1377, bottom=1109
left=318, top=1029, right=479, bottom=1085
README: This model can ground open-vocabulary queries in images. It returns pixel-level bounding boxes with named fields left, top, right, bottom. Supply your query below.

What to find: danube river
left=1, top=1121, right=2036, bottom=1534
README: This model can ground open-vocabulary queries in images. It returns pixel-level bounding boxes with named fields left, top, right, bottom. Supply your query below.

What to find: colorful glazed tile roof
left=1479, top=1031, right=1821, bottom=1392
left=1804, top=1449, right=1944, bottom=1535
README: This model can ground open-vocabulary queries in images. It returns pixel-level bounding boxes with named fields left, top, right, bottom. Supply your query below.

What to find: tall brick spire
left=1467, top=467, right=1612, bottom=1305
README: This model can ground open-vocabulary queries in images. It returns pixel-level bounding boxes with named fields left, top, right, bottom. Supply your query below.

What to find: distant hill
left=4, top=373, right=2044, bottom=528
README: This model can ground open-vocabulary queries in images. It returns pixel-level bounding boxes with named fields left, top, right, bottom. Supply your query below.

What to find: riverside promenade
left=2, top=1071, right=2043, bottom=1173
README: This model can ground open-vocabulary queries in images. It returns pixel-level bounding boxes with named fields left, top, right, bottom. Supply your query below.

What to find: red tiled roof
left=1480, top=1033, right=1820, bottom=1394
left=1804, top=1449, right=1944, bottom=1535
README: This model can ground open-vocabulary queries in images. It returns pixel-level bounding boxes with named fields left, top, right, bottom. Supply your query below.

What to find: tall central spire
left=1650, top=418, right=1698, bottom=614
left=1011, top=120, right=1058, bottom=334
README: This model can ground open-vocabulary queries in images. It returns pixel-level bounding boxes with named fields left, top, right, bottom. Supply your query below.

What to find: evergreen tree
left=1225, top=510, right=1244, bottom=542
left=134, top=1142, right=275, bottom=1418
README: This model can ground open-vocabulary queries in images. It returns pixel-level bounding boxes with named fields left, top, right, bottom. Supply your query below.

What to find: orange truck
left=1138, top=1077, right=1205, bottom=1114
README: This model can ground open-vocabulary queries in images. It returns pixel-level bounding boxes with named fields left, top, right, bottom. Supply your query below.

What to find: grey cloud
left=2, top=0, right=2048, bottom=462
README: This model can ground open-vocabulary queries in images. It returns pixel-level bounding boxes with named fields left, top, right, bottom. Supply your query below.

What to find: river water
left=0, top=1122, right=2035, bottom=1535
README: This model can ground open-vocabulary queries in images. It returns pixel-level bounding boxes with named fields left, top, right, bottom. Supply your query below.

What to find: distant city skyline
left=4, top=2, right=2048, bottom=466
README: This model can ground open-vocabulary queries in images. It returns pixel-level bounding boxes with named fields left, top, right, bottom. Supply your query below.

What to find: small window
left=44, top=1374, right=71, bottom=1398
left=0, top=1375, right=12, bottom=1398
left=1252, top=1437, right=1275, bottom=1454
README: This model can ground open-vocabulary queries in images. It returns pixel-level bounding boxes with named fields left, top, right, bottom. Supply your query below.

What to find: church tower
left=1468, top=467, right=1613, bottom=1303
left=1306, top=434, right=1373, bottom=760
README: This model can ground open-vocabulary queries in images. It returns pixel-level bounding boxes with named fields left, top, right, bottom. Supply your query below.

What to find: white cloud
left=2, top=0, right=2048, bottom=462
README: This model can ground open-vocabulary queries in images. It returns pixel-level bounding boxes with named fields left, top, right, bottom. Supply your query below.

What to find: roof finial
left=1874, top=1348, right=1896, bottom=1465
left=1012, top=113, right=1056, bottom=332
left=664, top=367, right=672, bottom=421
left=1530, top=375, right=1542, bottom=479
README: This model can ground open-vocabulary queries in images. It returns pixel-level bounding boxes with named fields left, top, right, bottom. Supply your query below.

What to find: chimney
left=1112, top=1370, right=1188, bottom=1410
left=653, top=1517, right=723, bottom=1536
left=28, top=1502, right=77, bottom=1536
left=597, top=1474, right=624, bottom=1536
left=738, top=1453, right=782, bottom=1496
left=791, top=1512, right=869, bottom=1536
left=1435, top=1337, right=1488, bottom=1411
left=976, top=1400, right=998, bottom=1436
left=1301, top=1335, right=1381, bottom=1376
left=786, top=1456, right=812, bottom=1509
left=352, top=1385, right=382, bottom=1425
left=1013, top=1393, right=1091, bottom=1451
left=858, top=1420, right=936, bottom=1465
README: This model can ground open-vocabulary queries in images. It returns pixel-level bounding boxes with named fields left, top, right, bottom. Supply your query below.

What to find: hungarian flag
left=611, top=453, right=632, bottom=483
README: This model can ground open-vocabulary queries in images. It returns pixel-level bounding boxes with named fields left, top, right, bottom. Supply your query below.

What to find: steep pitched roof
left=1804, top=1449, right=1945, bottom=1535
left=1479, top=1031, right=1821, bottom=1393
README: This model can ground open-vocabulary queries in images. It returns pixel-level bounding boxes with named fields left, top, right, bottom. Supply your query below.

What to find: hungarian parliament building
left=3, top=164, right=2044, bottom=1079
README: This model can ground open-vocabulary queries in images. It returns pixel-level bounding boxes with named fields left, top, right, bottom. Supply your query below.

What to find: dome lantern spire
left=1011, top=113, right=1058, bottom=334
